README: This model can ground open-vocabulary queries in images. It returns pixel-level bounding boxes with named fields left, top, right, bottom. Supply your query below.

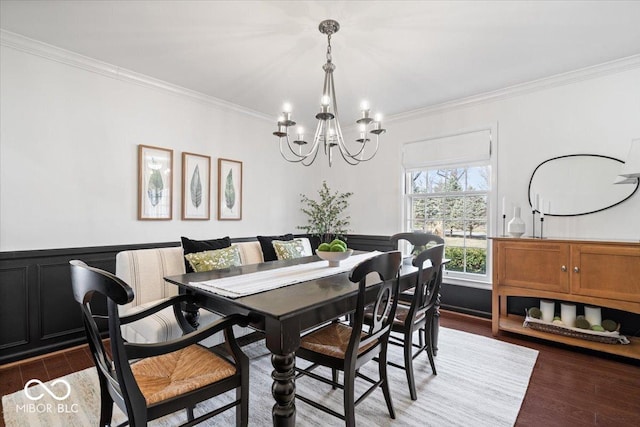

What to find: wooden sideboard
left=491, top=237, right=640, bottom=359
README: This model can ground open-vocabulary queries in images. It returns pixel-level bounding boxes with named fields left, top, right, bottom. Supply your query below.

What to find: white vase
left=507, top=207, right=526, bottom=237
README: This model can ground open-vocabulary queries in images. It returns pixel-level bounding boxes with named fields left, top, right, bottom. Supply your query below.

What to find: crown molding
left=0, top=30, right=273, bottom=122
left=3, top=30, right=639, bottom=126
left=387, top=54, right=640, bottom=124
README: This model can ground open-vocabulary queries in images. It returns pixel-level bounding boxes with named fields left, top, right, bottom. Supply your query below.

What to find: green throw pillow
left=184, top=245, right=241, bottom=272
left=272, top=239, right=305, bottom=260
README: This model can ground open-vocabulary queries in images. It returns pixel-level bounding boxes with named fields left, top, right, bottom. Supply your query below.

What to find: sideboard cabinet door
left=496, top=241, right=570, bottom=293
left=570, top=244, right=640, bottom=303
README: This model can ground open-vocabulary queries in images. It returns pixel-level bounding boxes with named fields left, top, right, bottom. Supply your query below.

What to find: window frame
left=401, top=125, right=498, bottom=290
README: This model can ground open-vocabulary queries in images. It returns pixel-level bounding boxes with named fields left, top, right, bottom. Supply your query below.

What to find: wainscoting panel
left=0, top=266, right=29, bottom=350
left=39, top=261, right=85, bottom=340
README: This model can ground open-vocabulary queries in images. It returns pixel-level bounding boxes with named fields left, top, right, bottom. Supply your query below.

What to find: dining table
left=164, top=252, right=420, bottom=427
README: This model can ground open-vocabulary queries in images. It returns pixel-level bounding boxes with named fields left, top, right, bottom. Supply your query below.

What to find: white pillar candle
left=502, top=196, right=506, bottom=216
left=584, top=306, right=602, bottom=327
left=561, top=303, right=576, bottom=327
left=540, top=300, right=555, bottom=323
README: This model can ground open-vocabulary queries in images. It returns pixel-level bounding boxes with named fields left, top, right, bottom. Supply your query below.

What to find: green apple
left=318, top=243, right=331, bottom=252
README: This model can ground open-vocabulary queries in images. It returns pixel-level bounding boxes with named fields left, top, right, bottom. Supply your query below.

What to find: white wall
left=0, top=44, right=315, bottom=251
left=2, top=37, right=639, bottom=253
left=328, top=64, right=640, bottom=242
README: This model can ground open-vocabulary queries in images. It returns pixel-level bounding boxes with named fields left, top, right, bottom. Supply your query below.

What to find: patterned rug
left=2, top=327, right=538, bottom=426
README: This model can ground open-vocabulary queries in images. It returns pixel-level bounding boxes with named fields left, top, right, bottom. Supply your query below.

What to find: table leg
left=428, top=291, right=441, bottom=356
left=271, top=352, right=296, bottom=426
left=183, top=301, right=200, bottom=329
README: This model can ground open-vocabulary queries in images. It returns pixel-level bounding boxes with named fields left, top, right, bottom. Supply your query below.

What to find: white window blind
left=402, top=129, right=492, bottom=169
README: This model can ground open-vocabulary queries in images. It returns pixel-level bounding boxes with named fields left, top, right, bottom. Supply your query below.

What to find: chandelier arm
left=279, top=136, right=310, bottom=160
left=332, top=115, right=362, bottom=160
left=328, top=69, right=338, bottom=117
left=353, top=136, right=380, bottom=163
left=278, top=139, right=309, bottom=163
left=336, top=140, right=364, bottom=165
left=301, top=142, right=321, bottom=166
left=278, top=134, right=324, bottom=164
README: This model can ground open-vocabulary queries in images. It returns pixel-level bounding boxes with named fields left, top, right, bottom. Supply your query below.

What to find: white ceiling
left=2, top=1, right=640, bottom=126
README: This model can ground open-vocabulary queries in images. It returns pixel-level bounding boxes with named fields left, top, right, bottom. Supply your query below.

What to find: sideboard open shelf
left=491, top=237, right=640, bottom=360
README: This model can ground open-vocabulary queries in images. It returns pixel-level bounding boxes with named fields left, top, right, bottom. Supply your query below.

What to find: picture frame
left=138, top=144, right=173, bottom=220
left=217, top=158, right=242, bottom=220
left=182, top=152, right=211, bottom=220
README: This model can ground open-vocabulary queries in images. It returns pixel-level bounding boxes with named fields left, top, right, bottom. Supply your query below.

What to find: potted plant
left=298, top=181, right=353, bottom=244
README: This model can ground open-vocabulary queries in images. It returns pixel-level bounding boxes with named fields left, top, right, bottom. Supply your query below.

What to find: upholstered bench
left=115, top=238, right=312, bottom=346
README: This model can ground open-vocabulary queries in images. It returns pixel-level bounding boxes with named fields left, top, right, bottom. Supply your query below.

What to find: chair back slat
left=348, top=251, right=402, bottom=360
left=412, top=243, right=445, bottom=317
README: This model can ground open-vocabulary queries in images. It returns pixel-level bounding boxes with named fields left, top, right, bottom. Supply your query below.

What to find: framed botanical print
left=138, top=144, right=173, bottom=220
left=182, top=152, right=211, bottom=220
left=217, top=158, right=242, bottom=220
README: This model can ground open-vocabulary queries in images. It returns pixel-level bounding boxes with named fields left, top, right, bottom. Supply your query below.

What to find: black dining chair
left=370, top=243, right=444, bottom=400
left=391, top=232, right=445, bottom=352
left=69, top=260, right=250, bottom=427
left=294, top=251, right=402, bottom=427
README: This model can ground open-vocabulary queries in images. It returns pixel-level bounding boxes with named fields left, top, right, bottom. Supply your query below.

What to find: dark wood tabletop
left=165, top=254, right=418, bottom=427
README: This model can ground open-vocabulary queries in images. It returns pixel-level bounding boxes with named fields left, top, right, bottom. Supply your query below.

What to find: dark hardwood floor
left=1, top=311, right=639, bottom=426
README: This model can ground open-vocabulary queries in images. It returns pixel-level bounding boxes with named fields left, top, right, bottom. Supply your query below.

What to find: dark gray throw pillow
left=181, top=236, right=232, bottom=272
left=257, top=234, right=294, bottom=262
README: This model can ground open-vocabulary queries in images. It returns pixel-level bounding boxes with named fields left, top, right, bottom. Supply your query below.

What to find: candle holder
left=531, top=210, right=537, bottom=238
left=502, top=214, right=506, bottom=237
left=540, top=217, right=544, bottom=239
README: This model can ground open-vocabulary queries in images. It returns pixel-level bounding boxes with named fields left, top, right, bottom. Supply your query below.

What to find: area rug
left=3, top=328, right=538, bottom=426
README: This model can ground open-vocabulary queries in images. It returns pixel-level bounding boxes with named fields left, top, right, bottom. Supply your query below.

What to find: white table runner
left=189, top=251, right=382, bottom=298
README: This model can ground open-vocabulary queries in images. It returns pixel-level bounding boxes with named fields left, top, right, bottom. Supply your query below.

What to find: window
left=405, top=164, right=490, bottom=277
left=402, top=127, right=495, bottom=286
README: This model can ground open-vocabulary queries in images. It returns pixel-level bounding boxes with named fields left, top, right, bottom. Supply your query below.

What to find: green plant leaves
left=147, top=164, right=164, bottom=207
left=297, top=181, right=353, bottom=243
left=190, top=164, right=202, bottom=208
left=225, top=169, right=235, bottom=209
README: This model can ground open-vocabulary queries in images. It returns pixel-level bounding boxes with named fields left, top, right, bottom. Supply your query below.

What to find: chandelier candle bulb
left=357, top=124, right=368, bottom=143
left=320, top=96, right=330, bottom=113
left=540, top=300, right=555, bottom=323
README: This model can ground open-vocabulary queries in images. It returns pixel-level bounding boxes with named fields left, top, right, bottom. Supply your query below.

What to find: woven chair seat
left=364, top=304, right=425, bottom=327
left=300, top=323, right=377, bottom=359
left=393, top=305, right=426, bottom=326
left=131, top=344, right=236, bottom=405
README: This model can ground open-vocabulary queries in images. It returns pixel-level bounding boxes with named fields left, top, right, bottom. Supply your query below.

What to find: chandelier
left=273, top=19, right=386, bottom=167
